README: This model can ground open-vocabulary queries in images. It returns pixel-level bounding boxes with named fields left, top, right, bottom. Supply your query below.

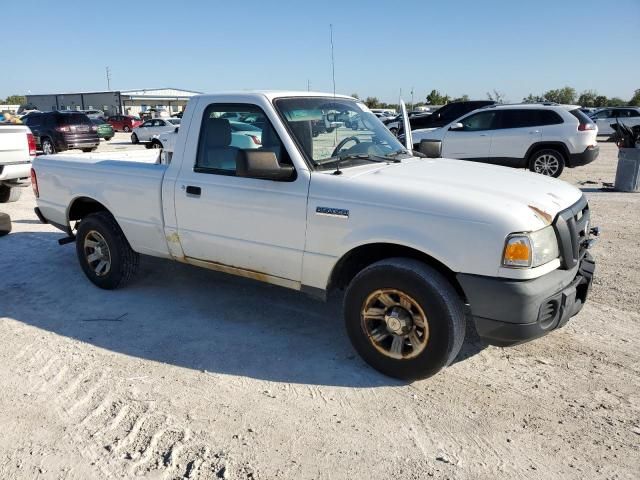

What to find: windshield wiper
left=317, top=153, right=384, bottom=167
left=382, top=149, right=410, bottom=161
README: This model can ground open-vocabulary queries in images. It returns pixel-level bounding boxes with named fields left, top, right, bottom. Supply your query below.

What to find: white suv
left=412, top=104, right=599, bottom=177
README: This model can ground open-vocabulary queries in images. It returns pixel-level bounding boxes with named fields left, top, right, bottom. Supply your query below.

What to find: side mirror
left=237, top=151, right=294, bottom=181
left=449, top=122, right=464, bottom=131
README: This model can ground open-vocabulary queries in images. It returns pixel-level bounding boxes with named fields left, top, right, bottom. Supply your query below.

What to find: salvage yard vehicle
left=90, top=118, right=114, bottom=141
left=131, top=118, right=181, bottom=144
left=106, top=114, right=142, bottom=132
left=32, top=91, right=597, bottom=380
left=400, top=100, right=495, bottom=135
left=589, top=107, right=640, bottom=136
left=0, top=123, right=36, bottom=202
left=22, top=111, right=99, bottom=154
left=412, top=104, right=599, bottom=177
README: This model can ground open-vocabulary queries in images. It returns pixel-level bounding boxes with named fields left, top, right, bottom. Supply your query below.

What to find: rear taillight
left=56, top=126, right=70, bottom=132
left=578, top=123, right=596, bottom=131
left=27, top=132, right=36, bottom=157
left=248, top=134, right=262, bottom=145
left=30, top=168, right=39, bottom=198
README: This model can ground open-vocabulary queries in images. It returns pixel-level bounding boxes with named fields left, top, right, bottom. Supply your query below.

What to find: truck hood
left=338, top=157, right=582, bottom=229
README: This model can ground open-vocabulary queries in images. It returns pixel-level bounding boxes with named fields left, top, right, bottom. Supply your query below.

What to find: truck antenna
left=330, top=24, right=339, bottom=148
left=330, top=24, right=336, bottom=98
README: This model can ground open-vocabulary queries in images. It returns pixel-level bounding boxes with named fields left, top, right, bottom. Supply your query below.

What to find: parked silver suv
left=589, top=107, right=640, bottom=136
left=412, top=104, right=599, bottom=177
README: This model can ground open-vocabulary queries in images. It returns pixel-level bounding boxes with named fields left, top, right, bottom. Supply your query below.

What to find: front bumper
left=568, top=145, right=599, bottom=167
left=457, top=252, right=595, bottom=346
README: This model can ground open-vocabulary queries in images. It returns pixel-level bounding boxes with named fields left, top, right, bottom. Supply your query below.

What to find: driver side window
left=460, top=111, right=497, bottom=131
left=195, top=103, right=291, bottom=176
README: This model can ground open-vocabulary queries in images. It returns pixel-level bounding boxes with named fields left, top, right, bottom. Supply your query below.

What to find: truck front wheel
left=344, top=258, right=465, bottom=380
left=75, top=211, right=140, bottom=289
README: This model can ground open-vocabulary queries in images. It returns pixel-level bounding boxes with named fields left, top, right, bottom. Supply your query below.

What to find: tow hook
left=582, top=226, right=601, bottom=250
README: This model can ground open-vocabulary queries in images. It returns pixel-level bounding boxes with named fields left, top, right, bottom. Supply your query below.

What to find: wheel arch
left=67, top=196, right=111, bottom=224
left=327, top=242, right=467, bottom=302
left=525, top=142, right=570, bottom=167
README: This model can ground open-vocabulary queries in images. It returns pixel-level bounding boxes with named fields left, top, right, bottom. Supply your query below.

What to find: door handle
left=185, top=185, right=201, bottom=196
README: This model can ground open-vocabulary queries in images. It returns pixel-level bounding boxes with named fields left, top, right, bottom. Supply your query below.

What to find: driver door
left=173, top=101, right=310, bottom=283
left=441, top=110, right=497, bottom=161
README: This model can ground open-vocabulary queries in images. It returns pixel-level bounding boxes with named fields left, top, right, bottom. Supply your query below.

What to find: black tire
left=75, top=211, right=140, bottom=289
left=150, top=140, right=162, bottom=149
left=389, top=127, right=398, bottom=136
left=105, top=137, right=113, bottom=141
left=123, top=126, right=131, bottom=132
left=528, top=148, right=565, bottom=177
left=82, top=148, right=97, bottom=153
left=344, top=258, right=465, bottom=380
left=41, top=137, right=55, bottom=155
left=0, top=212, right=11, bottom=236
left=0, top=185, right=21, bottom=203
left=131, top=133, right=139, bottom=144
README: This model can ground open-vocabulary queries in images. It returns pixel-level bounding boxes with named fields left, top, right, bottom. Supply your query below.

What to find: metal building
left=25, top=88, right=202, bottom=117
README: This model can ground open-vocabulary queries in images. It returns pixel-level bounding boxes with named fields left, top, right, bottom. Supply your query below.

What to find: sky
left=2, top=0, right=639, bottom=104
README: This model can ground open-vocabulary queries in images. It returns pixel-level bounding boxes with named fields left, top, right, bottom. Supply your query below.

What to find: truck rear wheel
left=0, top=185, right=21, bottom=203
left=75, top=211, right=140, bottom=289
left=344, top=258, right=465, bottom=380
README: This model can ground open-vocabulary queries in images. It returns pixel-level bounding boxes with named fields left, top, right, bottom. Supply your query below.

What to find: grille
left=553, top=196, right=590, bottom=269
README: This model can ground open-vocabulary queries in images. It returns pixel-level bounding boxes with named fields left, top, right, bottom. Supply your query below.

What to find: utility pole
left=106, top=66, right=112, bottom=91
left=410, top=86, right=414, bottom=111
left=307, top=79, right=311, bottom=91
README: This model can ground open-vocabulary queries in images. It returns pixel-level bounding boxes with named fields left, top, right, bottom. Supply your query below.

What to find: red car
left=106, top=115, right=142, bottom=132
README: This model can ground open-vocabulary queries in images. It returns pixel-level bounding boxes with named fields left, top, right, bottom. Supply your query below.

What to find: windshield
left=274, top=97, right=409, bottom=170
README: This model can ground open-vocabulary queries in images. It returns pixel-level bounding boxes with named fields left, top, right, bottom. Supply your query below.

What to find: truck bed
left=34, top=152, right=172, bottom=258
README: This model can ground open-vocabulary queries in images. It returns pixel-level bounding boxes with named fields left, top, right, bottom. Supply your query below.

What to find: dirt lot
left=0, top=138, right=638, bottom=480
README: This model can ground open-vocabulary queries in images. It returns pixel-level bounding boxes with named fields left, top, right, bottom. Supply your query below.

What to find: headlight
left=502, top=226, right=559, bottom=268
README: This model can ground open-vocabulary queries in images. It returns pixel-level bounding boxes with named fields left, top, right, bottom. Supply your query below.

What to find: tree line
left=1, top=95, right=27, bottom=105
left=353, top=88, right=640, bottom=110
left=523, top=87, right=640, bottom=107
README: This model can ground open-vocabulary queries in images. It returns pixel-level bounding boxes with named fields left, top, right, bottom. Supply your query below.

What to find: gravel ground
left=0, top=138, right=638, bottom=480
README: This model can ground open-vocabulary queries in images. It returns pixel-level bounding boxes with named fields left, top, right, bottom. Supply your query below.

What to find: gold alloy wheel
left=360, top=289, right=429, bottom=360
left=83, top=230, right=112, bottom=277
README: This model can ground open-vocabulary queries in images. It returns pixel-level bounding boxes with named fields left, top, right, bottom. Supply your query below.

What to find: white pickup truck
left=31, top=91, right=597, bottom=380
left=1, top=123, right=36, bottom=202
